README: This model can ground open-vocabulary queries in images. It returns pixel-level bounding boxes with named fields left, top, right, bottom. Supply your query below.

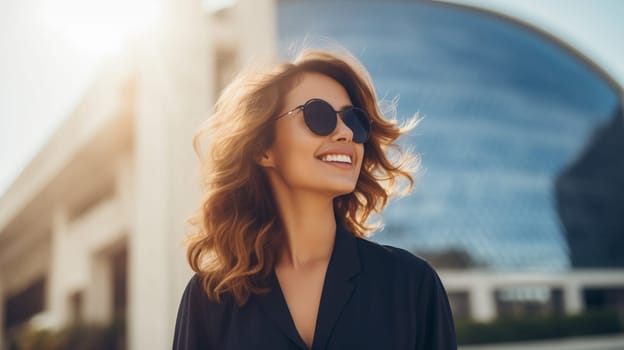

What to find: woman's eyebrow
left=338, top=103, right=353, bottom=111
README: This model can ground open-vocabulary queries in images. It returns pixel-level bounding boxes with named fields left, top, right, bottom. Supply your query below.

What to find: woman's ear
left=256, top=150, right=275, bottom=168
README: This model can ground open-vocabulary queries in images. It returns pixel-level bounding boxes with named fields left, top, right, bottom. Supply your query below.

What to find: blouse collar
left=255, top=221, right=361, bottom=350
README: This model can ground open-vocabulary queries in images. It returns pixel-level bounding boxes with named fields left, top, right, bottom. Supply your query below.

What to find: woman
left=173, top=48, right=457, bottom=350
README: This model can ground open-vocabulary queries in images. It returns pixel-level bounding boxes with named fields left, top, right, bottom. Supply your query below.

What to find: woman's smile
left=318, top=154, right=352, bottom=164
left=316, top=149, right=355, bottom=170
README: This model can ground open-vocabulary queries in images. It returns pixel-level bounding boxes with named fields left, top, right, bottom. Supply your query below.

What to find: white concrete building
left=0, top=0, right=275, bottom=348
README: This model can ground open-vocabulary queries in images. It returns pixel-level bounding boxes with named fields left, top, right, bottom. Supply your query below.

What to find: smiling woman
left=173, top=48, right=457, bottom=350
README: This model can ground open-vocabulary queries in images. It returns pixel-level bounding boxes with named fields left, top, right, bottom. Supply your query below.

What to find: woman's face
left=259, top=72, right=365, bottom=198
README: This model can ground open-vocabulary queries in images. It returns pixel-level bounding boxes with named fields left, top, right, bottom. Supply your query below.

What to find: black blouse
left=173, top=224, right=457, bottom=349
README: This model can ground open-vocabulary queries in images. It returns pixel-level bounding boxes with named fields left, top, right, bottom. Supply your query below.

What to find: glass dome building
left=278, top=0, right=623, bottom=273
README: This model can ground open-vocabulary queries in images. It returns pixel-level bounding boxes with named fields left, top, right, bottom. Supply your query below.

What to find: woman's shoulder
left=353, top=236, right=442, bottom=283
left=182, top=273, right=206, bottom=299
left=353, top=236, right=454, bottom=317
left=179, top=273, right=235, bottom=313
left=174, top=274, right=237, bottom=349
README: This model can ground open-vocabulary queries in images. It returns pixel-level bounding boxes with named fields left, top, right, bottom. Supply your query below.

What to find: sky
left=447, top=0, right=624, bottom=84
left=0, top=0, right=161, bottom=197
left=0, top=0, right=623, bottom=198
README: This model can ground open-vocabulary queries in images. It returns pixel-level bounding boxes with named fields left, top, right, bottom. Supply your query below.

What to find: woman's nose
left=331, top=115, right=354, bottom=142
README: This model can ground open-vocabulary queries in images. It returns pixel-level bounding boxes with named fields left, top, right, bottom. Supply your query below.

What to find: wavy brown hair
left=186, top=49, right=421, bottom=306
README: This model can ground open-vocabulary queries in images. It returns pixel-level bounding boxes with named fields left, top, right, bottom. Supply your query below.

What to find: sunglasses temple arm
left=276, top=106, right=304, bottom=120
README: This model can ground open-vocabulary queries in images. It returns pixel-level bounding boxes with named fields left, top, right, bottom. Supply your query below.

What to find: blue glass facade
left=278, top=0, right=622, bottom=272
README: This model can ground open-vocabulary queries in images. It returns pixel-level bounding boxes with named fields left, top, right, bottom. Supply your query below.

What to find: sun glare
left=38, top=0, right=162, bottom=56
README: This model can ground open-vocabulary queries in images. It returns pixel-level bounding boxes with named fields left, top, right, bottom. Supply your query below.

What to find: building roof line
left=435, top=0, right=624, bottom=97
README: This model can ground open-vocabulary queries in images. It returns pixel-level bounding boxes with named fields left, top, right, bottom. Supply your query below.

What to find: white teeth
left=319, top=154, right=352, bottom=164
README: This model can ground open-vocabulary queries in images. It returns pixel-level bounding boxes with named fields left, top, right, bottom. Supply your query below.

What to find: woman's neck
left=273, top=190, right=337, bottom=271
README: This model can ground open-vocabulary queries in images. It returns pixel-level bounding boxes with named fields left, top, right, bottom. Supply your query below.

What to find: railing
left=438, top=269, right=624, bottom=321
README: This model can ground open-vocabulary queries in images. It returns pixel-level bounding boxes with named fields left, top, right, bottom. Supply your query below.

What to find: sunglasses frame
left=275, top=98, right=373, bottom=143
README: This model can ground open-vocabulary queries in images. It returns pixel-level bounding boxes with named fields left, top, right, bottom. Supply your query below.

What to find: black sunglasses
left=275, top=98, right=372, bottom=143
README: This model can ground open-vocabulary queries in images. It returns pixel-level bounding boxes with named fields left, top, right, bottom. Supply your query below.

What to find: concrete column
left=129, top=1, right=213, bottom=349
left=129, top=1, right=277, bottom=347
left=84, top=255, right=113, bottom=324
left=115, top=154, right=133, bottom=220
left=48, top=207, right=69, bottom=328
left=235, top=0, right=276, bottom=66
left=563, top=282, right=584, bottom=315
left=470, top=283, right=497, bottom=322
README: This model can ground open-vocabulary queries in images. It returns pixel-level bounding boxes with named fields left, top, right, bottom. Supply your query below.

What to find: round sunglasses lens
left=343, top=109, right=371, bottom=143
left=303, top=100, right=336, bottom=136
